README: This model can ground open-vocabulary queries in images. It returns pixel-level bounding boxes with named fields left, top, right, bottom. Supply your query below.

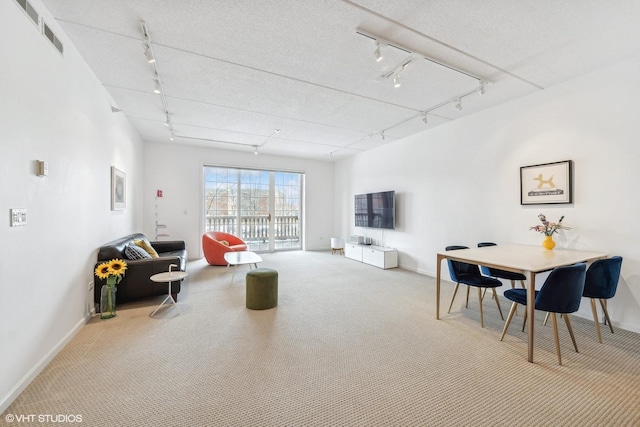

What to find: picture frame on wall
left=111, top=166, right=126, bottom=210
left=520, top=160, right=572, bottom=205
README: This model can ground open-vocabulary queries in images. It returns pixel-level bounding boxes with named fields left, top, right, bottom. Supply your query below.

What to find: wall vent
left=15, top=0, right=39, bottom=26
left=43, top=22, right=64, bottom=55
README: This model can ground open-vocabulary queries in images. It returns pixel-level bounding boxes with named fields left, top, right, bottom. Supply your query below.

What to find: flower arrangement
left=530, top=213, right=571, bottom=236
left=95, top=259, right=127, bottom=319
left=95, top=259, right=128, bottom=287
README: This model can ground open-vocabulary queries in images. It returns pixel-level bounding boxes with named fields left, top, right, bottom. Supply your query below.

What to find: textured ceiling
left=39, top=0, right=640, bottom=161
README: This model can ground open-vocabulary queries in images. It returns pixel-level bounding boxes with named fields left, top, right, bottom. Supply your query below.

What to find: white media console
left=344, top=243, right=398, bottom=269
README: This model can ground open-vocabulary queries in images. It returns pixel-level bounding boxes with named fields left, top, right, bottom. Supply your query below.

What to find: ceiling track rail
left=356, top=29, right=484, bottom=83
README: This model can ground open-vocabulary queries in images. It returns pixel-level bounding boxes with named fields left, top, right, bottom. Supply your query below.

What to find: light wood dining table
left=436, top=244, right=607, bottom=362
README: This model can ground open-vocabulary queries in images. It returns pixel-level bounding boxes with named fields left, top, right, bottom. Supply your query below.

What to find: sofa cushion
left=125, top=244, right=152, bottom=260
left=134, top=238, right=159, bottom=258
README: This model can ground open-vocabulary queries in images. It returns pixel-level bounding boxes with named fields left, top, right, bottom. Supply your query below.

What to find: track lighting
left=141, top=21, right=174, bottom=140
left=393, top=74, right=401, bottom=88
left=253, top=145, right=259, bottom=155
left=381, top=130, right=385, bottom=140
left=357, top=29, right=490, bottom=128
left=144, top=44, right=155, bottom=63
left=373, top=42, right=383, bottom=62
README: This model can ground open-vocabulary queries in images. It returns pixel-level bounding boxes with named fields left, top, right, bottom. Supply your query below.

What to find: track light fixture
left=141, top=21, right=175, bottom=141
left=382, top=59, right=411, bottom=88
left=454, top=99, right=463, bottom=111
left=381, top=130, right=385, bottom=140
left=144, top=44, right=155, bottom=63
left=422, top=112, right=428, bottom=124
left=373, top=42, right=383, bottom=62
left=479, top=81, right=486, bottom=95
left=253, top=145, right=259, bottom=155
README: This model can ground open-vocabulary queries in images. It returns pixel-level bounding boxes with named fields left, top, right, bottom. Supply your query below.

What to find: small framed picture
left=520, top=160, right=572, bottom=205
left=111, top=166, right=126, bottom=210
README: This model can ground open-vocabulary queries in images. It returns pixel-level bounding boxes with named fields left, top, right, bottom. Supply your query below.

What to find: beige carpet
left=3, top=251, right=640, bottom=426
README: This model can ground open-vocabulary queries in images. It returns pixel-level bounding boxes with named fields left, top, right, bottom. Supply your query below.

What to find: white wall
left=335, top=56, right=640, bottom=333
left=0, top=1, right=144, bottom=412
left=142, top=142, right=334, bottom=257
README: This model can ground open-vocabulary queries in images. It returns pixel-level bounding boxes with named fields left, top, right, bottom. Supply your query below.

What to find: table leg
left=436, top=254, right=443, bottom=320
left=230, top=265, right=237, bottom=283
left=527, top=271, right=536, bottom=362
left=150, top=280, right=180, bottom=317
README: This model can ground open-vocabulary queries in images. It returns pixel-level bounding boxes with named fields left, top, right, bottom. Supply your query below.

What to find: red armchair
left=202, top=231, right=248, bottom=265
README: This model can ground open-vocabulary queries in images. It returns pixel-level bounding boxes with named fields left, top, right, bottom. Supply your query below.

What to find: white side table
left=149, top=265, right=188, bottom=317
left=224, top=251, right=263, bottom=283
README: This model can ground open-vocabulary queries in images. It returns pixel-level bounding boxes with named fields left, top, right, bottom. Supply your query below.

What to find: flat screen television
left=354, top=190, right=395, bottom=230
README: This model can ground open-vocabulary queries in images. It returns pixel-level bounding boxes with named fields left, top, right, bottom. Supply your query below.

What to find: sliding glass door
left=204, top=166, right=303, bottom=252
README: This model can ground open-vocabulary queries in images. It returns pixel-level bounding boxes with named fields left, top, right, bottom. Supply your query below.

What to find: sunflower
left=94, top=262, right=112, bottom=279
left=108, top=259, right=128, bottom=276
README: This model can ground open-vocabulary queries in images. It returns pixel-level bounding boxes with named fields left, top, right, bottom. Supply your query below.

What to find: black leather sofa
left=94, top=233, right=187, bottom=308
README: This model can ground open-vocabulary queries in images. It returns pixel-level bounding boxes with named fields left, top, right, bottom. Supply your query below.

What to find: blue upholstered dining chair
left=583, top=256, right=623, bottom=343
left=477, top=242, right=527, bottom=289
left=446, top=245, right=504, bottom=328
left=500, top=263, right=586, bottom=365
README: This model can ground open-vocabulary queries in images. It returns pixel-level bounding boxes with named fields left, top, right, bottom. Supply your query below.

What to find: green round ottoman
left=246, top=268, right=278, bottom=310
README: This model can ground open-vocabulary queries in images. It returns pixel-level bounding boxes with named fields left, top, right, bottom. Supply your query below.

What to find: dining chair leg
left=549, top=312, right=563, bottom=365
left=519, top=280, right=526, bottom=288
left=501, top=302, right=518, bottom=341
left=543, top=312, right=550, bottom=326
left=564, top=314, right=579, bottom=353
left=478, top=287, right=484, bottom=328
left=509, top=280, right=516, bottom=289
left=600, top=299, right=614, bottom=334
left=521, top=309, right=527, bottom=332
left=590, top=298, right=603, bottom=343
left=465, top=286, right=470, bottom=308
left=448, top=283, right=460, bottom=314
left=492, top=288, right=504, bottom=320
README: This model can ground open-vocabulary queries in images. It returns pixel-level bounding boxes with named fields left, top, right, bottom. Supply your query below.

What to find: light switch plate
left=10, top=208, right=27, bottom=227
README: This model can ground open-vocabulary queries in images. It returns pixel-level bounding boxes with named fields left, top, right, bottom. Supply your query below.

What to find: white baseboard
left=0, top=317, right=87, bottom=414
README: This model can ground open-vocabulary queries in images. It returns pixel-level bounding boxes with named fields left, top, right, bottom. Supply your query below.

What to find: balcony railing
left=205, top=215, right=299, bottom=242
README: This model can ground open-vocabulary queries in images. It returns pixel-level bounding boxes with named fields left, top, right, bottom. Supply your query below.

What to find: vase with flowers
left=530, top=213, right=571, bottom=250
left=94, top=259, right=128, bottom=319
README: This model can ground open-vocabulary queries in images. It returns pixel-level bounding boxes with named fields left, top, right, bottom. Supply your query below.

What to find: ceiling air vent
left=15, top=0, right=39, bottom=26
left=43, top=22, right=64, bottom=55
